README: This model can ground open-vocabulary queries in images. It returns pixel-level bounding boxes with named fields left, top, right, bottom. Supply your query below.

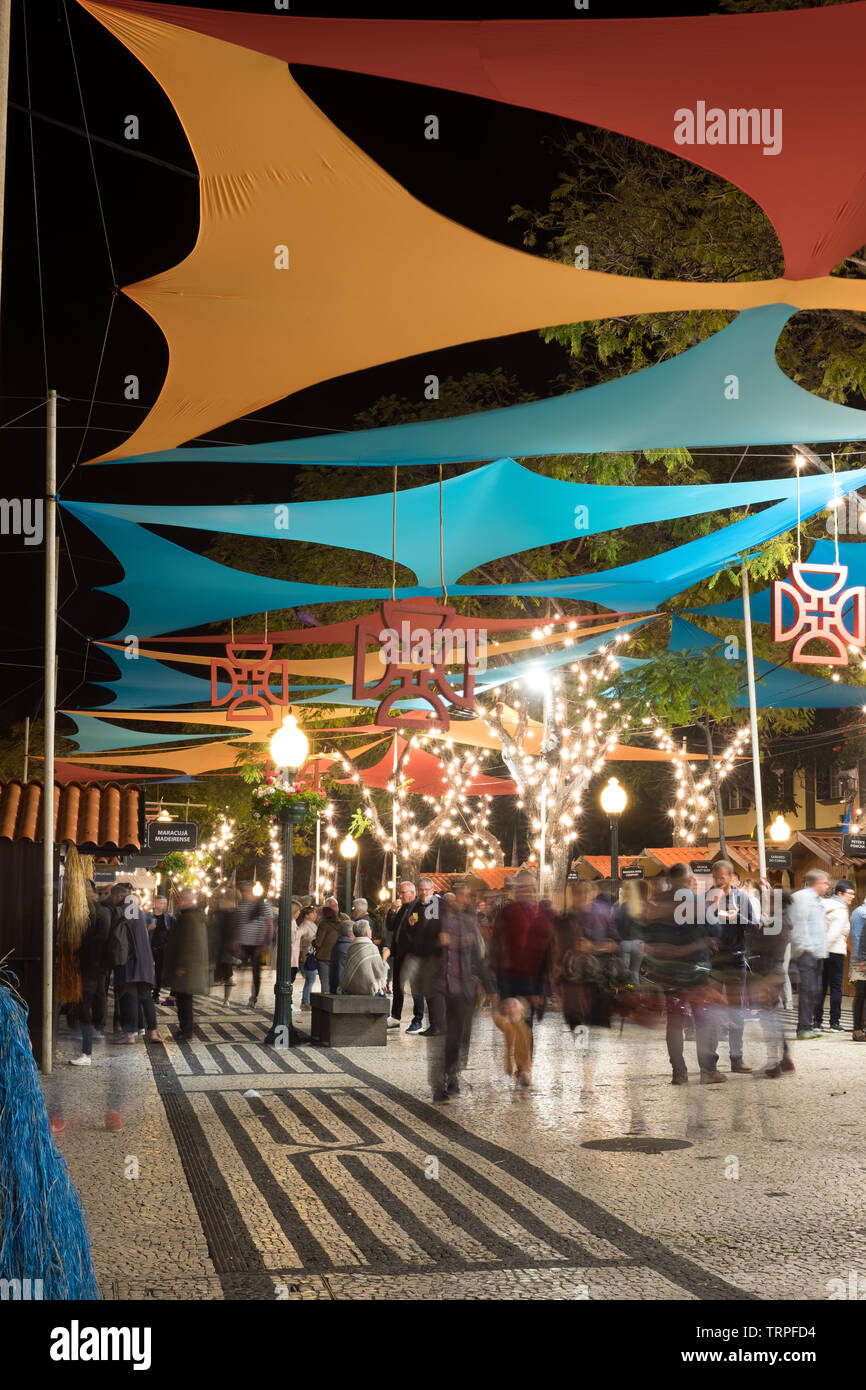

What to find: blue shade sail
left=109, top=308, right=866, bottom=467
left=689, top=539, right=866, bottom=626
left=62, top=713, right=232, bottom=753
left=61, top=469, right=866, bottom=637
left=668, top=614, right=866, bottom=708
left=63, top=459, right=857, bottom=590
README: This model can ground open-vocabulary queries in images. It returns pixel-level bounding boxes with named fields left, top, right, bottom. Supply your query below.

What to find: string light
left=651, top=715, right=751, bottom=842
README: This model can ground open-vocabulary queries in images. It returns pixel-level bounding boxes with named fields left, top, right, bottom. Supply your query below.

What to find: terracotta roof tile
left=579, top=855, right=639, bottom=878
left=793, top=831, right=861, bottom=869
left=641, top=847, right=709, bottom=869
left=0, top=781, right=143, bottom=853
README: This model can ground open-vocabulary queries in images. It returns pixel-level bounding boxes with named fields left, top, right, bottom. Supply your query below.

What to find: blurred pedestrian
left=790, top=868, right=831, bottom=1040
left=148, top=894, right=175, bottom=1004
left=299, top=905, right=320, bottom=1012
left=642, top=864, right=722, bottom=1084
left=233, top=882, right=275, bottom=1008
left=312, top=897, right=341, bottom=994
left=554, top=885, right=622, bottom=1036
left=68, top=885, right=112, bottom=1067
left=162, top=887, right=210, bottom=1041
left=211, top=889, right=238, bottom=1007
left=489, top=870, right=552, bottom=1033
left=748, top=888, right=795, bottom=1077
left=427, top=879, right=496, bottom=1102
left=850, top=889, right=866, bottom=1041
left=815, top=879, right=853, bottom=1031
left=109, top=884, right=159, bottom=1046
left=616, top=880, right=647, bottom=986
left=493, top=997, right=532, bottom=1088
left=705, top=859, right=758, bottom=1072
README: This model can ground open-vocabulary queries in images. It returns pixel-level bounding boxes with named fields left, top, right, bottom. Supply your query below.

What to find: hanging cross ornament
left=352, top=599, right=479, bottom=731
left=771, top=561, right=866, bottom=665
left=210, top=642, right=290, bottom=721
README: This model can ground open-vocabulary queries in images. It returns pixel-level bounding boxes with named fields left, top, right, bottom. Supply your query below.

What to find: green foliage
left=349, top=807, right=373, bottom=838
left=615, top=646, right=743, bottom=730
left=158, top=851, right=188, bottom=878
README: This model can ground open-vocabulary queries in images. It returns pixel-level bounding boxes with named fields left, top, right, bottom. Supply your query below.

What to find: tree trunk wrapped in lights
left=474, top=640, right=631, bottom=908
left=647, top=715, right=750, bottom=853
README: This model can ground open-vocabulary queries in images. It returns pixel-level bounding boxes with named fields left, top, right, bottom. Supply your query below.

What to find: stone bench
left=309, top=993, right=389, bottom=1047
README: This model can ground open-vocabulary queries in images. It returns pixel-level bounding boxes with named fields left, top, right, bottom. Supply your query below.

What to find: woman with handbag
left=292, top=904, right=318, bottom=1011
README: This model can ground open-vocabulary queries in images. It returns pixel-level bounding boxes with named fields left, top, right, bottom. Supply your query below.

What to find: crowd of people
left=57, top=859, right=866, bottom=1126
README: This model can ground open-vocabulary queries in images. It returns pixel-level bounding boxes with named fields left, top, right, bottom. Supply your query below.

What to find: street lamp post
left=340, top=834, right=358, bottom=913
left=264, top=714, right=309, bottom=1049
left=600, top=777, right=627, bottom=896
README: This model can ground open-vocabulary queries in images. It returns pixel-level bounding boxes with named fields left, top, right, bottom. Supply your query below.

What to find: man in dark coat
left=411, top=877, right=446, bottom=1037
left=382, top=880, right=424, bottom=1031
left=162, top=887, right=210, bottom=1041
left=148, top=894, right=176, bottom=1004
left=109, top=883, right=159, bottom=1045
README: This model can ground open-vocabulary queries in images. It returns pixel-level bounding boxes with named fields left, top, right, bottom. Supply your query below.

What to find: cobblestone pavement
left=44, top=979, right=866, bottom=1302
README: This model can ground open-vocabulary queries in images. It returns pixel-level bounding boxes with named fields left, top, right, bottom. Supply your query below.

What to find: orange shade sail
left=79, top=1, right=866, bottom=463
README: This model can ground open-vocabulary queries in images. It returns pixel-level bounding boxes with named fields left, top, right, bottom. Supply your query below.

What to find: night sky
left=0, top=0, right=718, bottom=735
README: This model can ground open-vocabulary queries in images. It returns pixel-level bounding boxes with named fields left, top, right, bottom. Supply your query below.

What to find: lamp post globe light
left=264, top=713, right=309, bottom=1049
left=769, top=814, right=791, bottom=843
left=600, top=777, right=627, bottom=893
left=340, top=834, right=358, bottom=913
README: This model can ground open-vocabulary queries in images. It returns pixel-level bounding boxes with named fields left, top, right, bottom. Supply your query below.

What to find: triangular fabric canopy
left=96, top=620, right=625, bottom=683
left=62, top=713, right=234, bottom=754
left=692, top=539, right=866, bottom=628
left=341, top=736, right=517, bottom=798
left=78, top=1, right=866, bottom=463
left=61, top=468, right=866, bottom=634
left=64, top=462, right=856, bottom=591
left=95, top=2, right=866, bottom=281
left=125, top=307, right=866, bottom=468
left=668, top=615, right=866, bottom=710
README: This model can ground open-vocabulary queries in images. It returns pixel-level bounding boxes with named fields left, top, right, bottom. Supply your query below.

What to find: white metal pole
left=42, top=389, right=57, bottom=1073
left=741, top=561, right=767, bottom=882
left=391, top=733, right=398, bottom=895
left=23, top=714, right=30, bottom=781
left=314, top=813, right=321, bottom=900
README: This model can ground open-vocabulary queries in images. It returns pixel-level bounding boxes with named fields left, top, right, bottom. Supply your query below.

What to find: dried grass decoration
left=56, top=842, right=89, bottom=1004
left=0, top=960, right=100, bottom=1298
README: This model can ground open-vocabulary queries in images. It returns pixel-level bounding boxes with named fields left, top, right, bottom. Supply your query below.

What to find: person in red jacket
left=489, top=871, right=553, bottom=1032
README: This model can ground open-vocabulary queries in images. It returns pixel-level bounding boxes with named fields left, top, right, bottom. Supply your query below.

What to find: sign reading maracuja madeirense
left=145, top=821, right=198, bottom=852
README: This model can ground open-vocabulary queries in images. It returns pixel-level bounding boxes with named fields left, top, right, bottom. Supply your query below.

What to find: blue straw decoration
left=0, top=964, right=100, bottom=1300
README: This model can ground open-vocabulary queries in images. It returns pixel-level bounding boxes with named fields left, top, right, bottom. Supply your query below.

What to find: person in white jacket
left=789, top=869, right=831, bottom=1040
left=815, top=879, right=854, bottom=1031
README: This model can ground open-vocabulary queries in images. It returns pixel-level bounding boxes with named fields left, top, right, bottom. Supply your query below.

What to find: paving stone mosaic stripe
left=141, top=999, right=758, bottom=1299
